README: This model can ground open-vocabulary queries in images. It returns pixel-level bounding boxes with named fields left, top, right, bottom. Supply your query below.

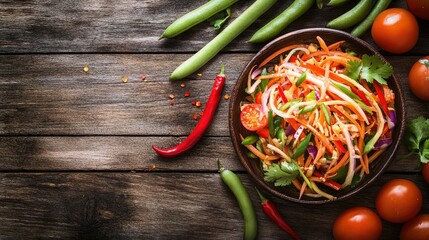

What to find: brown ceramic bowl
left=229, top=28, right=405, bottom=204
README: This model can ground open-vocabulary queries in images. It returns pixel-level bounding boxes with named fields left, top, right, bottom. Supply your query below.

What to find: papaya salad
left=239, top=36, right=396, bottom=200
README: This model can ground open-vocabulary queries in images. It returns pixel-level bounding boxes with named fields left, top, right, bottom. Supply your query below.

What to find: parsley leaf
left=344, top=54, right=393, bottom=85
left=264, top=161, right=299, bottom=187
left=207, top=8, right=231, bottom=31
left=405, top=116, right=429, bottom=164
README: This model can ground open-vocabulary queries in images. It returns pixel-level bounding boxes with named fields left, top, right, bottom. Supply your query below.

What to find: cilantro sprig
left=264, top=161, right=299, bottom=187
left=345, top=54, right=393, bottom=85
left=405, top=116, right=429, bottom=163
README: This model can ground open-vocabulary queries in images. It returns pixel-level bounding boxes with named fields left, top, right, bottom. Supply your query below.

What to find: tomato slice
left=240, top=104, right=268, bottom=131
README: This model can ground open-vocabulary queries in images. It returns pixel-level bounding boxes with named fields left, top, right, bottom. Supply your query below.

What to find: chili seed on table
left=184, top=91, right=191, bottom=97
left=83, top=65, right=89, bottom=72
left=180, top=83, right=185, bottom=88
left=224, top=93, right=230, bottom=100
left=192, top=113, right=198, bottom=120
left=170, top=100, right=175, bottom=105
left=122, top=76, right=128, bottom=83
left=169, top=94, right=175, bottom=99
left=141, top=74, right=146, bottom=81
left=195, top=101, right=202, bottom=107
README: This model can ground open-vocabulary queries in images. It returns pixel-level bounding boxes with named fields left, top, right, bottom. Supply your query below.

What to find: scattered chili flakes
left=224, top=93, right=230, bottom=100
left=197, top=73, right=203, bottom=77
left=148, top=164, right=156, bottom=171
left=184, top=91, right=191, bottom=97
left=169, top=94, right=175, bottom=99
left=141, top=75, right=146, bottom=81
left=170, top=100, right=175, bottom=105
left=180, top=83, right=185, bottom=88
left=191, top=100, right=197, bottom=106
left=83, top=65, right=89, bottom=72
left=199, top=111, right=204, bottom=117
left=195, top=101, right=202, bottom=107
left=192, top=113, right=199, bottom=120
left=122, top=76, right=128, bottom=83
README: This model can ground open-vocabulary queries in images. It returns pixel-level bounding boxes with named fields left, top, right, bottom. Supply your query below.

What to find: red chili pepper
left=256, top=127, right=270, bottom=139
left=255, top=188, right=301, bottom=240
left=351, top=88, right=371, bottom=106
left=277, top=85, right=288, bottom=103
left=152, top=64, right=226, bottom=158
left=373, top=81, right=389, bottom=116
left=333, top=140, right=346, bottom=154
left=312, top=171, right=341, bottom=191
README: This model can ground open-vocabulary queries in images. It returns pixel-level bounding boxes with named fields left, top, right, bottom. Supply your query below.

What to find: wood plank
left=1, top=0, right=428, bottom=55
left=0, top=172, right=428, bottom=239
left=0, top=54, right=428, bottom=135
left=0, top=136, right=421, bottom=173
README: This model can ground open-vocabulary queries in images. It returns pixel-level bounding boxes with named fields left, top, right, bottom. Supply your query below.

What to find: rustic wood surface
left=1, top=0, right=428, bottom=239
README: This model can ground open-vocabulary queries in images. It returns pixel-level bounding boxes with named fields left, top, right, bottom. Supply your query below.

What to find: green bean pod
left=160, top=0, right=239, bottom=39
left=249, top=0, right=314, bottom=43
left=327, top=0, right=351, bottom=6
left=351, top=0, right=392, bottom=37
left=218, top=161, right=257, bottom=240
left=326, top=0, right=375, bottom=29
left=170, top=0, right=278, bottom=80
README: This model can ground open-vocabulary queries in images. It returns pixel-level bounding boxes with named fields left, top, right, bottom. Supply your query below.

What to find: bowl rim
left=228, top=28, right=406, bottom=204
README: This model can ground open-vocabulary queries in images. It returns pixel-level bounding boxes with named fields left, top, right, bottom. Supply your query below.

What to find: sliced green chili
left=276, top=128, right=286, bottom=143
left=333, top=83, right=360, bottom=100
left=241, top=135, right=259, bottom=145
left=321, top=103, right=331, bottom=125
left=279, top=98, right=302, bottom=111
left=295, top=72, right=307, bottom=86
left=292, top=133, right=312, bottom=159
left=299, top=102, right=317, bottom=115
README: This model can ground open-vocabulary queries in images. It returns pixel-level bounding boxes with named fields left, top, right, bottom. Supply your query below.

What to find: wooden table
left=1, top=1, right=428, bottom=239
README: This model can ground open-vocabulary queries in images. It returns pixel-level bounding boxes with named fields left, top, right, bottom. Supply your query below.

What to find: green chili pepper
left=326, top=0, right=375, bottom=29
left=249, top=0, right=314, bottom=43
left=351, top=0, right=392, bottom=37
left=279, top=98, right=302, bottom=111
left=327, top=0, right=350, bottom=6
left=333, top=83, right=360, bottom=100
left=218, top=161, right=258, bottom=240
left=321, top=103, right=331, bottom=126
left=256, top=140, right=263, bottom=153
left=295, top=72, right=307, bottom=87
left=299, top=102, right=317, bottom=115
left=292, top=133, right=312, bottom=159
left=241, top=135, right=259, bottom=145
left=170, top=0, right=279, bottom=80
left=160, top=0, right=240, bottom=39
left=276, top=128, right=286, bottom=143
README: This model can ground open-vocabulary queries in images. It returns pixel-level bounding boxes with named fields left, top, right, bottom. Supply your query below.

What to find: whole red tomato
left=408, top=56, right=429, bottom=101
left=376, top=179, right=423, bottom=223
left=333, top=207, right=382, bottom=240
left=407, top=0, right=429, bottom=20
left=400, top=214, right=429, bottom=240
left=371, top=8, right=419, bottom=54
left=423, top=163, right=429, bottom=184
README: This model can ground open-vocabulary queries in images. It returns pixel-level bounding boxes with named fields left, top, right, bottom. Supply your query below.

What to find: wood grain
left=1, top=172, right=428, bottom=240
left=0, top=0, right=428, bottom=54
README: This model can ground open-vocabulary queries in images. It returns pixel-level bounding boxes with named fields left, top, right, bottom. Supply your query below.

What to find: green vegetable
left=295, top=72, right=307, bottom=86
left=299, top=102, right=317, bottom=115
left=292, top=133, right=312, bottom=159
left=344, top=54, right=393, bottom=85
left=279, top=98, right=302, bottom=111
left=160, top=0, right=239, bottom=39
left=249, top=0, right=314, bottom=43
left=327, top=0, right=351, bottom=6
left=208, top=7, right=232, bottom=31
left=264, top=161, right=299, bottom=187
left=242, top=135, right=259, bottom=145
left=326, top=0, right=375, bottom=29
left=321, top=103, right=331, bottom=125
left=218, top=161, right=258, bottom=240
left=333, top=83, right=360, bottom=100
left=351, top=0, right=392, bottom=37
left=316, top=0, right=323, bottom=9
left=405, top=116, right=429, bottom=163
left=170, top=0, right=279, bottom=80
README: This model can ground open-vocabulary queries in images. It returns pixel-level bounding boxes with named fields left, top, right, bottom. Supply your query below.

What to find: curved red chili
left=152, top=64, right=226, bottom=158
left=255, top=188, right=301, bottom=240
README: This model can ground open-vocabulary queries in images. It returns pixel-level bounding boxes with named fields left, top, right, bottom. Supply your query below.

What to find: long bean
left=160, top=0, right=239, bottom=39
left=351, top=0, right=392, bottom=37
left=249, top=0, right=314, bottom=43
left=326, top=0, right=375, bottom=29
left=218, top=161, right=258, bottom=240
left=327, top=0, right=351, bottom=6
left=170, top=0, right=278, bottom=80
